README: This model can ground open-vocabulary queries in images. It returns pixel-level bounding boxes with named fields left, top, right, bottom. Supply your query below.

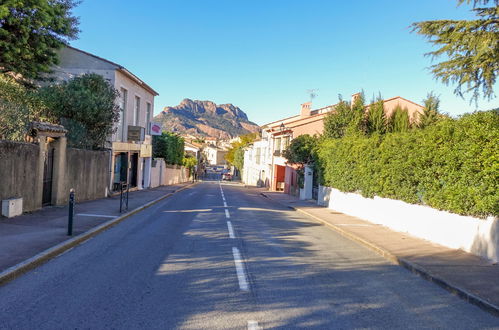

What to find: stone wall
left=0, top=141, right=41, bottom=212
left=66, top=148, right=110, bottom=203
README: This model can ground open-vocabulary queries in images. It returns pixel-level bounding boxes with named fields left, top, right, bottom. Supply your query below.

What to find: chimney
left=351, top=92, right=361, bottom=107
left=300, top=102, right=312, bottom=117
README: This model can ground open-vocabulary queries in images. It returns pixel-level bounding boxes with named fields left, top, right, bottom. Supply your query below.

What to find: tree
left=39, top=73, right=120, bottom=149
left=366, top=97, right=387, bottom=134
left=418, top=92, right=443, bottom=128
left=225, top=132, right=258, bottom=170
left=388, top=105, right=411, bottom=133
left=412, top=0, right=499, bottom=102
left=153, top=132, right=185, bottom=165
left=324, top=93, right=366, bottom=139
left=283, top=134, right=318, bottom=166
left=0, top=0, right=79, bottom=83
left=0, top=73, right=48, bottom=141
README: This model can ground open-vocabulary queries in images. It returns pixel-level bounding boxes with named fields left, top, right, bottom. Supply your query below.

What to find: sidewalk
left=0, top=183, right=192, bottom=274
left=260, top=190, right=499, bottom=316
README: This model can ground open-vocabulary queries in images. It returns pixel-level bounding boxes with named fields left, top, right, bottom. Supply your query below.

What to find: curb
left=0, top=183, right=196, bottom=287
left=260, top=192, right=499, bottom=317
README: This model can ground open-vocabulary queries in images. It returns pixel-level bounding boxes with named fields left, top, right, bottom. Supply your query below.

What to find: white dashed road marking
left=227, top=221, right=235, bottom=239
left=232, top=247, right=249, bottom=291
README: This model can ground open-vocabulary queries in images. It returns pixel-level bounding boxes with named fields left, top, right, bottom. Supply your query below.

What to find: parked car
left=222, top=173, right=232, bottom=181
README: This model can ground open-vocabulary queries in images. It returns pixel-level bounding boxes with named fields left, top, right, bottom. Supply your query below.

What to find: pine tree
left=0, top=0, right=79, bottom=84
left=366, top=97, right=387, bottom=134
left=418, top=92, right=442, bottom=128
left=412, top=0, right=499, bottom=102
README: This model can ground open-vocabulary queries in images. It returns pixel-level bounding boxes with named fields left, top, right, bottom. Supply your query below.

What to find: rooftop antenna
left=307, top=89, right=318, bottom=103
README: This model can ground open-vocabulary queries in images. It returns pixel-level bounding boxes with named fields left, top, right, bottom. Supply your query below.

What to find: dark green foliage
left=283, top=134, right=320, bottom=188
left=412, top=0, right=499, bottom=102
left=0, top=73, right=48, bottom=141
left=366, top=97, right=387, bottom=134
left=323, top=93, right=365, bottom=139
left=153, top=132, right=185, bottom=165
left=283, top=134, right=319, bottom=166
left=317, top=110, right=499, bottom=217
left=0, top=0, right=79, bottom=83
left=39, top=74, right=120, bottom=149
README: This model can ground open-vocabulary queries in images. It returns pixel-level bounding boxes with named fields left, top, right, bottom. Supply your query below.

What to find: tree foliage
left=418, top=92, right=444, bottom=128
left=412, top=0, right=499, bottom=102
left=153, top=132, right=185, bottom=165
left=283, top=134, right=319, bottom=166
left=0, top=73, right=48, bottom=141
left=323, top=93, right=365, bottom=139
left=366, top=97, right=387, bottom=135
left=225, top=132, right=259, bottom=170
left=0, top=0, right=79, bottom=83
left=388, top=105, right=411, bottom=133
left=39, top=73, right=120, bottom=149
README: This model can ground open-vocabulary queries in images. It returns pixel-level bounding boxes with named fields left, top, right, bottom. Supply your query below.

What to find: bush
left=318, top=110, right=498, bottom=217
left=39, top=73, right=120, bottom=149
left=0, top=74, right=48, bottom=141
left=153, top=132, right=184, bottom=165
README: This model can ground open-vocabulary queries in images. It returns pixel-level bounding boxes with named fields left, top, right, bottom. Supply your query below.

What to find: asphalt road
left=0, top=181, right=497, bottom=329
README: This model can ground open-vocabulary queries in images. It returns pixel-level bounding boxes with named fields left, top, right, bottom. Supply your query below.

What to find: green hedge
left=318, top=110, right=498, bottom=217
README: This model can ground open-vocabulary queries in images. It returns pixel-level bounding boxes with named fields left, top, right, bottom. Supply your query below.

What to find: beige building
left=52, top=46, right=159, bottom=192
left=203, top=144, right=227, bottom=166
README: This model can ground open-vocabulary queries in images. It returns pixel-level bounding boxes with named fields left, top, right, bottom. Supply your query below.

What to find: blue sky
left=71, top=0, right=498, bottom=125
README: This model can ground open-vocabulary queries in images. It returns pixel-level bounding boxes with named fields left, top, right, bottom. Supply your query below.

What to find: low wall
left=150, top=158, right=189, bottom=188
left=66, top=148, right=109, bottom=203
left=321, top=187, right=498, bottom=262
left=0, top=141, right=41, bottom=212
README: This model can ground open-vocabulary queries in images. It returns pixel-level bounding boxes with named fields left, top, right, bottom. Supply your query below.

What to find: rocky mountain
left=153, top=99, right=260, bottom=139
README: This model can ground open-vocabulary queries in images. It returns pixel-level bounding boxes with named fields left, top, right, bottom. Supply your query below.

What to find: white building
left=52, top=46, right=159, bottom=192
left=203, top=144, right=227, bottom=166
left=242, top=138, right=271, bottom=187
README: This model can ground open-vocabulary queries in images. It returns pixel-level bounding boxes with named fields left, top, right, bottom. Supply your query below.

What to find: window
left=119, top=88, right=128, bottom=141
left=146, top=102, right=152, bottom=134
left=134, top=96, right=141, bottom=126
left=282, top=136, right=290, bottom=151
left=255, top=147, right=261, bottom=165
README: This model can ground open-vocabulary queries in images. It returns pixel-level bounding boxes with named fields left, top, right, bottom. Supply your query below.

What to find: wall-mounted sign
left=127, top=125, right=145, bottom=142
left=149, top=122, right=162, bottom=136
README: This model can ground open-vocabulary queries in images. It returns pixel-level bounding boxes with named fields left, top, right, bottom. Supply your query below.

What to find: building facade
left=52, top=46, right=159, bottom=193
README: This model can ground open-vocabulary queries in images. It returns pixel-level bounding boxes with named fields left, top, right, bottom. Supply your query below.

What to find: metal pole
left=68, top=189, right=75, bottom=236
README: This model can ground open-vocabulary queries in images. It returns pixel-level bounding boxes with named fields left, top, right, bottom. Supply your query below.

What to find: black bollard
left=68, top=189, right=75, bottom=236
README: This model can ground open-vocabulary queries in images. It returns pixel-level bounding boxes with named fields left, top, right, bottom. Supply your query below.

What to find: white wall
left=150, top=158, right=190, bottom=188
left=321, top=188, right=498, bottom=262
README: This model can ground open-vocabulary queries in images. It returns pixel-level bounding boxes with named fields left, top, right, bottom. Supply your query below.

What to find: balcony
left=273, top=150, right=282, bottom=157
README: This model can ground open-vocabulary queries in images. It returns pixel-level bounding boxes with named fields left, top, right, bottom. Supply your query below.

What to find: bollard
left=68, top=189, right=75, bottom=236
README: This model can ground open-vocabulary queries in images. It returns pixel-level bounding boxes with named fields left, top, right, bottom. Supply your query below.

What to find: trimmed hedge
left=318, top=110, right=498, bottom=217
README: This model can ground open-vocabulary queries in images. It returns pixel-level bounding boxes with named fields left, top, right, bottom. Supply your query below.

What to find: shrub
left=153, top=132, right=184, bottom=165
left=318, top=110, right=498, bottom=217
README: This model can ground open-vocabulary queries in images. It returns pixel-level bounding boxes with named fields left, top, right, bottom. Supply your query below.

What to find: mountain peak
left=156, top=99, right=258, bottom=139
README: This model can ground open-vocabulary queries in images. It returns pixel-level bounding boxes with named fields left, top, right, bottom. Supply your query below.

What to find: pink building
left=259, top=94, right=424, bottom=198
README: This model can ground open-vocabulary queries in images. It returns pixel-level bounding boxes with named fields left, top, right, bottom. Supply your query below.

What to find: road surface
left=0, top=181, right=497, bottom=329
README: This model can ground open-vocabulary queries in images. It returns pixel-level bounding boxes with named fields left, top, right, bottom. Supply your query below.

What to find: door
left=42, top=148, right=55, bottom=206
left=130, top=153, right=138, bottom=187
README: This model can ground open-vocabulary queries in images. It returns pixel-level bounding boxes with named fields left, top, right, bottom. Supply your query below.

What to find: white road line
left=225, top=209, right=231, bottom=218
left=223, top=201, right=228, bottom=208
left=227, top=221, right=235, bottom=239
left=76, top=214, right=117, bottom=218
left=247, top=321, right=261, bottom=330
left=232, top=247, right=249, bottom=291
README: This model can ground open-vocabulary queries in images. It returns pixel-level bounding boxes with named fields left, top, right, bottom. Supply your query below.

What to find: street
left=0, top=181, right=497, bottom=329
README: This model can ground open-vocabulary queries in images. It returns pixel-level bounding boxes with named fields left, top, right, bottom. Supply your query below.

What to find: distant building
left=203, top=144, right=227, bottom=166
left=52, top=46, right=159, bottom=192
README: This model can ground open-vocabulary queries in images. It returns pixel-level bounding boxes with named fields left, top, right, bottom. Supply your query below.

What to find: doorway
left=42, top=148, right=55, bottom=205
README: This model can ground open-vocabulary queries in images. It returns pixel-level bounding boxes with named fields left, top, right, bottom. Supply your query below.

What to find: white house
left=51, top=46, right=159, bottom=193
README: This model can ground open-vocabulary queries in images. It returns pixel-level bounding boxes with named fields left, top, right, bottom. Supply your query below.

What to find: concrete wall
left=0, top=141, right=41, bottom=212
left=150, top=158, right=190, bottom=188
left=66, top=148, right=110, bottom=203
left=0, top=141, right=110, bottom=214
left=321, top=187, right=498, bottom=262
